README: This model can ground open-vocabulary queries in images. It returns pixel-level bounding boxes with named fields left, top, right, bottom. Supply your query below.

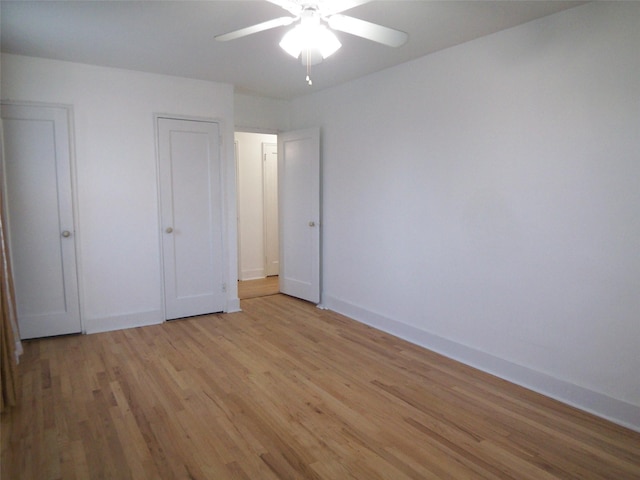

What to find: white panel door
left=1, top=103, right=82, bottom=339
left=263, top=143, right=279, bottom=277
left=158, top=118, right=225, bottom=319
left=278, top=128, right=320, bottom=303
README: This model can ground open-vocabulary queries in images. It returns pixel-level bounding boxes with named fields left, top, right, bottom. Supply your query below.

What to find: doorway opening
left=235, top=131, right=279, bottom=299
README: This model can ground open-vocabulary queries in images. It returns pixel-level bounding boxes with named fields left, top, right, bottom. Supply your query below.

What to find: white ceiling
left=1, top=0, right=585, bottom=100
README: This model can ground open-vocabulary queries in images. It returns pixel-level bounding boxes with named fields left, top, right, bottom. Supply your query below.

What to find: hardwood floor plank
left=2, top=294, right=639, bottom=479
left=238, top=276, right=279, bottom=300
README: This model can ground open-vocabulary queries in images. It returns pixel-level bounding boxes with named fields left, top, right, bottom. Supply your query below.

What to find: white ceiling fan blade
left=266, top=0, right=303, bottom=16
left=215, top=16, right=296, bottom=42
left=328, top=14, right=408, bottom=47
left=319, top=0, right=373, bottom=17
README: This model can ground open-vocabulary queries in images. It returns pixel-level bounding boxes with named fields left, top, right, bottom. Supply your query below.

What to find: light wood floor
left=238, top=276, right=279, bottom=299
left=2, top=294, right=639, bottom=479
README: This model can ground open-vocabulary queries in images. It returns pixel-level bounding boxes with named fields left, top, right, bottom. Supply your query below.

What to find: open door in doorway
left=278, top=127, right=320, bottom=304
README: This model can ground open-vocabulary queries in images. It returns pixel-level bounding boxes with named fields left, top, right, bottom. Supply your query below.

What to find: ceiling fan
left=215, top=0, right=408, bottom=84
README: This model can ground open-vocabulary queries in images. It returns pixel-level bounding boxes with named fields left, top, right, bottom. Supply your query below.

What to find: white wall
left=235, top=131, right=277, bottom=280
left=1, top=54, right=240, bottom=333
left=234, top=93, right=290, bottom=132
left=290, top=2, right=640, bottom=429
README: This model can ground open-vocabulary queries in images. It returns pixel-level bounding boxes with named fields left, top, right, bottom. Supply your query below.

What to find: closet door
left=157, top=117, right=225, bottom=319
left=1, top=103, right=82, bottom=339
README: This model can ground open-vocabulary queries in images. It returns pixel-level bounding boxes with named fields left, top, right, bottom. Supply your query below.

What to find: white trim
left=323, top=293, right=640, bottom=432
left=262, top=142, right=279, bottom=277
left=152, top=114, right=167, bottom=322
left=234, top=139, right=241, bottom=281
left=240, top=269, right=266, bottom=281
left=235, top=126, right=280, bottom=135
left=219, top=118, right=241, bottom=312
left=226, top=298, right=241, bottom=313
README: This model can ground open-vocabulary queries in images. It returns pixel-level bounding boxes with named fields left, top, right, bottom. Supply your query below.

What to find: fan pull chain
left=306, top=49, right=312, bottom=86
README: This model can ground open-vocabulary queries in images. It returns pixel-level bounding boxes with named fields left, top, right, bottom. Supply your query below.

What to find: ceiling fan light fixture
left=279, top=23, right=341, bottom=62
left=316, top=26, right=342, bottom=58
left=279, top=25, right=304, bottom=58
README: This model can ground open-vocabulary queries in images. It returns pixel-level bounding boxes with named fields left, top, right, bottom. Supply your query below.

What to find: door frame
left=1, top=100, right=85, bottom=335
left=154, top=113, right=238, bottom=317
left=234, top=129, right=278, bottom=282
left=262, top=142, right=279, bottom=277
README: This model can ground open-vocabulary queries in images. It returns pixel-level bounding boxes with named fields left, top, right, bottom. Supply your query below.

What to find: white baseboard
left=226, top=297, right=241, bottom=313
left=323, top=294, right=640, bottom=432
left=239, top=269, right=265, bottom=281
left=84, top=309, right=162, bottom=335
